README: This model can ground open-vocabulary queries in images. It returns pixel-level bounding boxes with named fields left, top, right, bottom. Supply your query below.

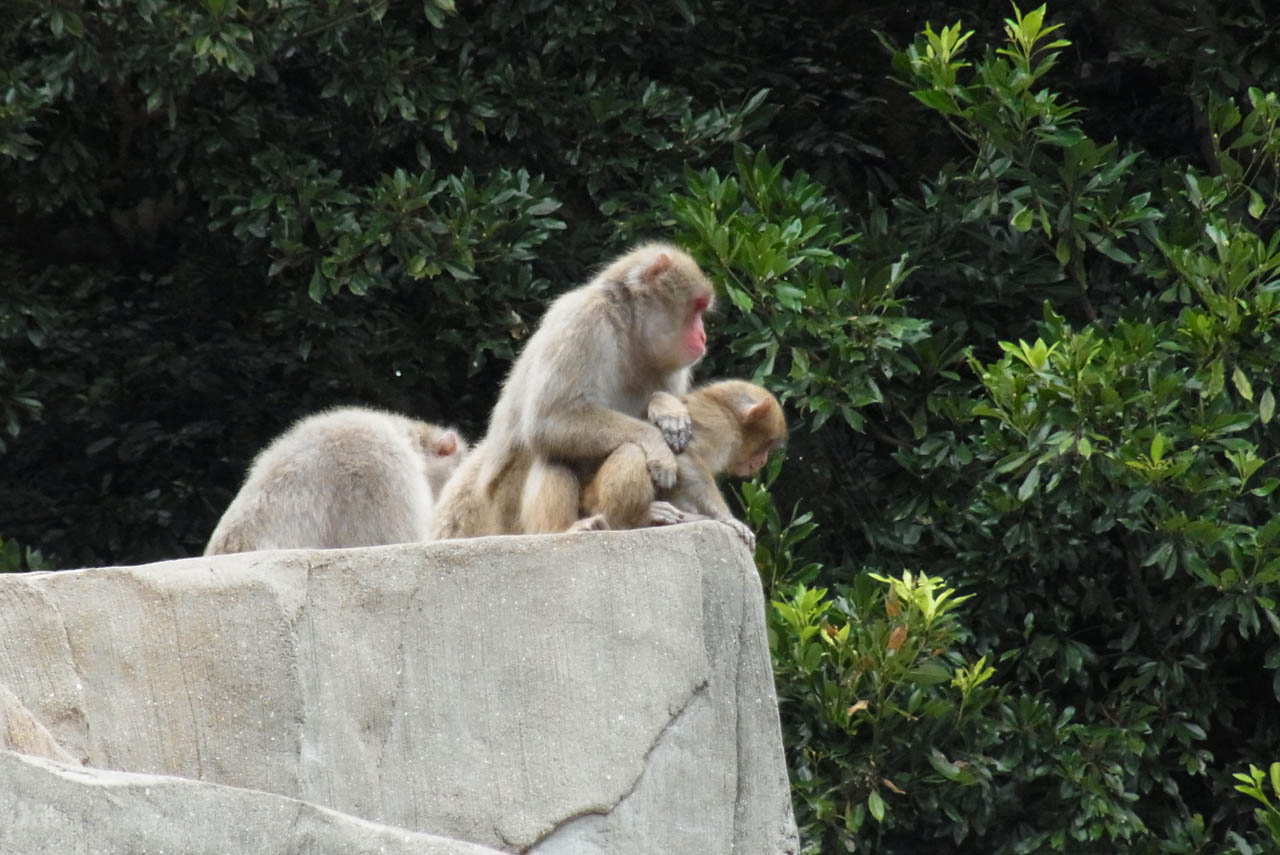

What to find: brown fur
left=573, top=380, right=786, bottom=549
left=430, top=243, right=715, bottom=539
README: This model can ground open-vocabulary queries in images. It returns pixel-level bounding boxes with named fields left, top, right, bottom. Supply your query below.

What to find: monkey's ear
left=742, top=398, right=773, bottom=424
left=432, top=431, right=459, bottom=457
left=641, top=251, right=673, bottom=281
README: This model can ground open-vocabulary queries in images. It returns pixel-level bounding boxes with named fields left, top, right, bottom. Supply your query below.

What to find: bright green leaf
left=867, top=789, right=885, bottom=822
left=1017, top=466, right=1041, bottom=501
left=1249, top=188, right=1266, bottom=219
left=1233, top=366, right=1254, bottom=402
left=1010, top=203, right=1033, bottom=232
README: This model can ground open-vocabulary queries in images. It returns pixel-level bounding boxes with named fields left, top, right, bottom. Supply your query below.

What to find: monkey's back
left=204, top=407, right=436, bottom=555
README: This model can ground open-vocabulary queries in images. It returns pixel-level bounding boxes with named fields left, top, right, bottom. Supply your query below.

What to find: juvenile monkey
left=430, top=242, right=715, bottom=539
left=204, top=406, right=468, bottom=555
left=571, top=380, right=786, bottom=550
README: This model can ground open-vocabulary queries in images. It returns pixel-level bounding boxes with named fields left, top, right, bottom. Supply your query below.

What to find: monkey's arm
left=529, top=404, right=678, bottom=488
left=672, top=457, right=736, bottom=520
left=647, top=391, right=692, bottom=453
left=670, top=456, right=756, bottom=549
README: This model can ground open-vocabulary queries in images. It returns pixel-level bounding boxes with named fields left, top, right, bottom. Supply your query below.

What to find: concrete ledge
left=0, top=522, right=798, bottom=854
left=0, top=749, right=506, bottom=855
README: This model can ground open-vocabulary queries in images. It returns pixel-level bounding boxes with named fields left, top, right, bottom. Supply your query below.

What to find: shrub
left=666, top=4, right=1280, bottom=851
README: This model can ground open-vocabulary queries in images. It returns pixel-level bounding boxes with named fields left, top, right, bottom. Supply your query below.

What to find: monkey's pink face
left=681, top=295, right=711, bottom=363
left=731, top=435, right=783, bottom=478
left=731, top=450, right=769, bottom=478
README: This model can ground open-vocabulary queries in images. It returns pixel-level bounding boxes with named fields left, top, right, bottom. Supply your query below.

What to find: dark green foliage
left=0, top=0, right=769, bottom=566
left=656, top=4, right=1280, bottom=851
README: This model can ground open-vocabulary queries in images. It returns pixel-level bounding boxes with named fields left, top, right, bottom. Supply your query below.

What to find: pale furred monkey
left=571, top=380, right=787, bottom=550
left=204, top=406, right=468, bottom=555
left=430, top=242, right=715, bottom=539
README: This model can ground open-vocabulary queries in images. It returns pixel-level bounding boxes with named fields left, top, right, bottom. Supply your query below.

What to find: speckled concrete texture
left=0, top=522, right=797, bottom=854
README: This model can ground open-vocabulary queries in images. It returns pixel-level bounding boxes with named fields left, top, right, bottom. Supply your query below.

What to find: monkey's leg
left=520, top=457, right=582, bottom=534
left=645, top=501, right=688, bottom=526
left=568, top=514, right=610, bottom=533
left=581, top=443, right=655, bottom=529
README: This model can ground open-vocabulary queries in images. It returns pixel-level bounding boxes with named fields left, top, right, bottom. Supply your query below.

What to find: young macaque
left=571, top=380, right=786, bottom=550
left=430, top=242, right=715, bottom=539
left=204, top=406, right=468, bottom=555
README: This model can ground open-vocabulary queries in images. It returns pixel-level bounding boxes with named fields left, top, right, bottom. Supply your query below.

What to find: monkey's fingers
left=645, top=446, right=679, bottom=490
left=718, top=517, right=757, bottom=551
left=653, top=414, right=693, bottom=453
left=647, top=391, right=693, bottom=452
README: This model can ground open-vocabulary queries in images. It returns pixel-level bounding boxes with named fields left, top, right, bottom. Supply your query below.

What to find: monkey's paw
left=646, top=501, right=687, bottom=526
left=652, top=413, right=693, bottom=453
left=569, top=514, right=610, bottom=533
left=648, top=391, right=692, bottom=452
left=717, top=517, right=757, bottom=551
left=645, top=446, right=679, bottom=489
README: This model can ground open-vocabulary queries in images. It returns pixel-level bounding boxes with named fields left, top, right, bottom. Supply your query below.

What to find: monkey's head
left=416, top=427, right=471, bottom=497
left=731, top=392, right=787, bottom=477
left=697, top=380, right=787, bottom=478
left=624, top=243, right=716, bottom=373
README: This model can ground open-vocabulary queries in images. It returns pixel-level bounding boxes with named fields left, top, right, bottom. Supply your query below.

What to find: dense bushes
left=655, top=5, right=1280, bottom=851
left=5, top=0, right=1280, bottom=852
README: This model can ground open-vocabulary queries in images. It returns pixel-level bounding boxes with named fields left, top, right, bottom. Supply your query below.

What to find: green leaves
left=214, top=150, right=564, bottom=304
left=422, top=0, right=456, bottom=29
left=996, top=3, right=1069, bottom=76
left=668, top=146, right=925, bottom=435
left=1234, top=763, right=1280, bottom=846
left=770, top=569, right=1000, bottom=841
left=870, top=5, right=1280, bottom=852
left=47, top=9, right=85, bottom=38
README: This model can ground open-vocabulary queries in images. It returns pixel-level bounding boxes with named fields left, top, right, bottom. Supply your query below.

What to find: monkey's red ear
left=642, top=252, right=673, bottom=281
left=432, top=431, right=459, bottom=457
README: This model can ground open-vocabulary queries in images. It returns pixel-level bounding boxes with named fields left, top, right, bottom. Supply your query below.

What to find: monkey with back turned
left=205, top=406, right=468, bottom=555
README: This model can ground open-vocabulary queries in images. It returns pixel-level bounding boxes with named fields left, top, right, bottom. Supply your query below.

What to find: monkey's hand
left=648, top=391, right=692, bottom=453
left=641, top=433, right=680, bottom=489
left=716, top=516, right=757, bottom=551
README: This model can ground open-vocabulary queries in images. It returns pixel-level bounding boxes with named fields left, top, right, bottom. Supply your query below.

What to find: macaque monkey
left=204, top=406, right=468, bottom=555
left=571, top=380, right=786, bottom=550
left=430, top=242, right=715, bottom=539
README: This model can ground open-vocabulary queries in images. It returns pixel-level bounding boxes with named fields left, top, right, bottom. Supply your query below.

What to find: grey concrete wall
left=0, top=522, right=798, bottom=854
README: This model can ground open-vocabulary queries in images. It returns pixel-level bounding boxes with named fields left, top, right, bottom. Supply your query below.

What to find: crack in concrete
left=518, top=674, right=711, bottom=852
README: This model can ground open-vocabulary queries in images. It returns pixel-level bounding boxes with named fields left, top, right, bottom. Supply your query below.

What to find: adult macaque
left=571, top=380, right=786, bottom=550
left=204, top=406, right=468, bottom=555
left=430, top=242, right=715, bottom=539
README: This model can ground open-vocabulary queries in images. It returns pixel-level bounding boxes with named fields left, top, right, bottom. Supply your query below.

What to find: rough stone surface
left=0, top=522, right=798, bottom=854
left=0, top=749, right=507, bottom=855
left=0, top=682, right=80, bottom=765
